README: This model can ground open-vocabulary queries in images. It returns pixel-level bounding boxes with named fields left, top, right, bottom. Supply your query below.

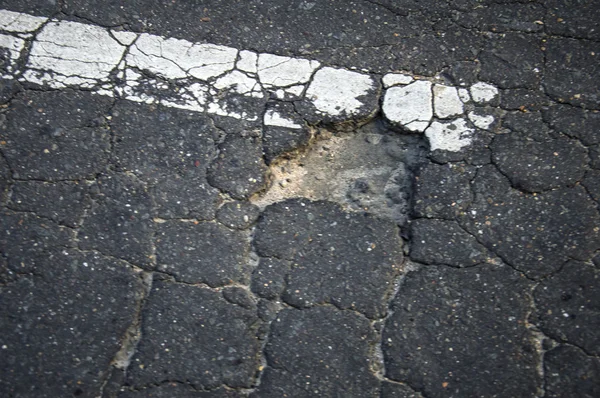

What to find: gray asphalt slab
left=0, top=1, right=599, bottom=397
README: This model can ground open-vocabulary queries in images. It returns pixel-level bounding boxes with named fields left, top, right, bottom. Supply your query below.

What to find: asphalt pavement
left=0, top=1, right=599, bottom=397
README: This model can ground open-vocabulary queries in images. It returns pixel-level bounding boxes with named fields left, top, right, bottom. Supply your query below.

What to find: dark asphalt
left=1, top=1, right=599, bottom=397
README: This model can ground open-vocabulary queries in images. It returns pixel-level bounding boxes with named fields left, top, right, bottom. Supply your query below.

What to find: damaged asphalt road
left=0, top=1, right=599, bottom=397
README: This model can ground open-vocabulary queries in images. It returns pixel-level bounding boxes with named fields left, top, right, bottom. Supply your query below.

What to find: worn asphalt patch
left=0, top=2, right=599, bottom=397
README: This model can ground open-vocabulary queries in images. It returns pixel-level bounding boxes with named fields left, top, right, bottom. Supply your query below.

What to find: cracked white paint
left=257, top=53, right=319, bottom=87
left=433, top=84, right=463, bottom=119
left=264, top=109, right=303, bottom=129
left=382, top=73, right=413, bottom=88
left=470, top=82, right=499, bottom=104
left=425, top=118, right=473, bottom=152
left=213, top=70, right=263, bottom=98
left=305, top=67, right=375, bottom=117
left=458, top=88, right=470, bottom=103
left=0, top=34, right=25, bottom=78
left=468, top=111, right=495, bottom=130
left=25, top=21, right=126, bottom=87
left=127, top=33, right=237, bottom=81
left=0, top=8, right=502, bottom=153
left=111, top=30, right=138, bottom=46
left=237, top=50, right=258, bottom=73
left=383, top=81, right=433, bottom=132
left=0, top=9, right=46, bottom=33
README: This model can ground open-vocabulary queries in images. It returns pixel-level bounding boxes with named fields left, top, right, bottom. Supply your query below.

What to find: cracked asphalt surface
left=0, top=1, right=599, bottom=397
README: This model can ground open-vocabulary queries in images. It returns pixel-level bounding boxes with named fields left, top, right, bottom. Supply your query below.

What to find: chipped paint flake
left=237, top=50, right=258, bottom=73
left=264, top=109, right=303, bottom=129
left=382, top=73, right=413, bottom=88
left=425, top=118, right=473, bottom=152
left=0, top=9, right=47, bottom=33
left=258, top=53, right=319, bottom=87
left=468, top=111, right=495, bottom=130
left=213, top=70, right=263, bottom=98
left=383, top=80, right=433, bottom=132
left=470, top=82, right=499, bottom=104
left=305, top=67, right=375, bottom=117
left=433, top=84, right=464, bottom=119
left=111, top=30, right=138, bottom=46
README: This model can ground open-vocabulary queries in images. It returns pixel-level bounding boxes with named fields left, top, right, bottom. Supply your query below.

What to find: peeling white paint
left=264, top=109, right=303, bottom=129
left=305, top=67, right=375, bottom=117
left=111, top=30, right=138, bottom=46
left=25, top=21, right=125, bottom=86
left=213, top=70, right=263, bottom=98
left=468, top=111, right=495, bottom=130
left=0, top=8, right=502, bottom=155
left=425, top=118, right=473, bottom=152
left=257, top=53, right=319, bottom=87
left=433, top=84, right=463, bottom=119
left=0, top=9, right=46, bottom=33
left=382, top=73, right=413, bottom=88
left=458, top=88, right=470, bottom=103
left=470, top=82, right=499, bottom=104
left=383, top=81, right=433, bottom=132
left=127, top=33, right=237, bottom=81
left=237, top=50, right=258, bottom=74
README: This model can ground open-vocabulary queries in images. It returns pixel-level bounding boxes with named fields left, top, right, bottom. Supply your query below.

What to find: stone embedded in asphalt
left=253, top=199, right=403, bottom=318
left=491, top=134, right=588, bottom=192
left=460, top=165, right=600, bottom=279
left=252, top=306, right=379, bottom=397
left=2, top=90, right=112, bottom=180
left=424, top=118, right=473, bottom=152
left=251, top=257, right=291, bottom=300
left=216, top=200, right=260, bottom=230
left=299, top=66, right=380, bottom=123
left=207, top=132, right=267, bottom=200
left=500, top=88, right=550, bottom=111
left=410, top=219, right=490, bottom=267
left=78, top=173, right=154, bottom=267
left=533, top=261, right=600, bottom=356
left=8, top=180, right=89, bottom=228
left=433, top=84, right=463, bottom=119
left=413, top=162, right=473, bottom=220
left=469, top=82, right=499, bottom=104
left=383, top=80, right=432, bottom=133
left=544, top=345, right=600, bottom=398
left=155, top=220, right=250, bottom=287
left=127, top=280, right=261, bottom=389
left=383, top=263, right=539, bottom=398
left=0, top=250, right=144, bottom=398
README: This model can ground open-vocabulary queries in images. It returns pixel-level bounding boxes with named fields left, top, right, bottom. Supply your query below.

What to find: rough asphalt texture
left=1, top=1, right=599, bottom=398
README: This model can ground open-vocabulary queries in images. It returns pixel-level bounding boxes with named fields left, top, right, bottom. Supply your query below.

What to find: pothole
left=251, top=118, right=428, bottom=227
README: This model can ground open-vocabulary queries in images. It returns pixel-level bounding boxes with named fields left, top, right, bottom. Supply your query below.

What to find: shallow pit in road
left=251, top=118, right=428, bottom=227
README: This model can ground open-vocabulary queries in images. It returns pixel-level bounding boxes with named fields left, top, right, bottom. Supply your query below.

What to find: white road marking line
left=0, top=8, right=501, bottom=152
